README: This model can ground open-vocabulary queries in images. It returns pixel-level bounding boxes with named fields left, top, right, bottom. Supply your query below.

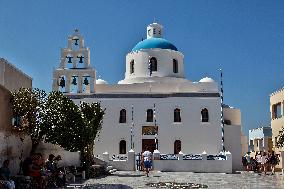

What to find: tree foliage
left=11, top=88, right=47, bottom=154
left=44, top=91, right=83, bottom=151
left=44, top=91, right=105, bottom=152
left=44, top=91, right=105, bottom=178
left=11, top=89, right=105, bottom=176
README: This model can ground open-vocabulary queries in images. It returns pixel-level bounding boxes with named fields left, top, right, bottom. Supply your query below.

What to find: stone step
left=106, top=166, right=113, bottom=171
left=109, top=169, right=117, bottom=173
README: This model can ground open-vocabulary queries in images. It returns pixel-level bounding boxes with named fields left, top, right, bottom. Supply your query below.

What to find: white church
left=52, top=23, right=247, bottom=171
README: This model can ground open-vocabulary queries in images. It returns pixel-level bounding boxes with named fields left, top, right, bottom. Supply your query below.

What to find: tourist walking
left=242, top=155, right=248, bottom=171
left=261, top=152, right=268, bottom=175
left=142, top=147, right=152, bottom=177
left=245, top=153, right=251, bottom=171
left=269, top=151, right=279, bottom=175
left=255, top=152, right=262, bottom=172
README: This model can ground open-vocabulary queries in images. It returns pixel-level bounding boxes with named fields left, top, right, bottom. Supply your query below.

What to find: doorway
left=142, top=139, right=158, bottom=153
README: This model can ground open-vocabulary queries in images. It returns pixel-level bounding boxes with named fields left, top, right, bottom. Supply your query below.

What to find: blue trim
left=132, top=38, right=178, bottom=51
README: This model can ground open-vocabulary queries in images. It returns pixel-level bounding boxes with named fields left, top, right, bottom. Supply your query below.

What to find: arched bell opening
left=70, top=75, right=79, bottom=93
left=76, top=53, right=85, bottom=69
left=82, top=75, right=91, bottom=93
left=65, top=54, right=74, bottom=69
left=58, top=75, right=66, bottom=93
left=72, top=36, right=80, bottom=50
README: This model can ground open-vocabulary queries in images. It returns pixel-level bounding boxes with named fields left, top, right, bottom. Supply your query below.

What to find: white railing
left=100, top=150, right=232, bottom=173
left=153, top=150, right=232, bottom=173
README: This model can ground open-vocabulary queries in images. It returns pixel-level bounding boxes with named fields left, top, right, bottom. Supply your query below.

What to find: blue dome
left=132, top=38, right=178, bottom=52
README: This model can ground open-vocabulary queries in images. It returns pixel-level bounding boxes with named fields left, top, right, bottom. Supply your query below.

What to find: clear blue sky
left=1, top=0, right=284, bottom=135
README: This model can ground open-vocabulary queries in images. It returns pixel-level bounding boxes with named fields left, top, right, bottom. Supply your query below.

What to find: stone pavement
left=77, top=171, right=284, bottom=189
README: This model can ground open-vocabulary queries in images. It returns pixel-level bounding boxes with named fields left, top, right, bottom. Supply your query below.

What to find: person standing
left=0, top=160, right=15, bottom=189
left=142, top=147, right=152, bottom=177
left=261, top=152, right=268, bottom=175
left=255, top=152, right=262, bottom=172
left=269, top=151, right=279, bottom=175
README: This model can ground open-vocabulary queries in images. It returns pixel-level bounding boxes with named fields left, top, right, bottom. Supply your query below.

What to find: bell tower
left=52, top=29, right=96, bottom=93
left=147, top=23, right=163, bottom=39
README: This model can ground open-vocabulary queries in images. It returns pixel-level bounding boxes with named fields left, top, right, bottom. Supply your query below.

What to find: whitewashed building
left=52, top=23, right=245, bottom=171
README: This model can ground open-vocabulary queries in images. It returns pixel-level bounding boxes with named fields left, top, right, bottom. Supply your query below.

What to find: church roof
left=132, top=38, right=178, bottom=52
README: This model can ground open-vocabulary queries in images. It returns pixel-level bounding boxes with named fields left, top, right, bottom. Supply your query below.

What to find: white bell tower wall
left=52, top=29, right=96, bottom=94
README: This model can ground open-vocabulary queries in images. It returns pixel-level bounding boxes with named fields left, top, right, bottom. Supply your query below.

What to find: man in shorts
left=142, top=147, right=152, bottom=177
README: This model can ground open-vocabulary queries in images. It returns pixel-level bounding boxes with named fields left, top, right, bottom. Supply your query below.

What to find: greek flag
left=148, top=59, right=152, bottom=76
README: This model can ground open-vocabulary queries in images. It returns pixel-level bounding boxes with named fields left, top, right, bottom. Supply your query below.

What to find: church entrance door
left=142, top=139, right=157, bottom=153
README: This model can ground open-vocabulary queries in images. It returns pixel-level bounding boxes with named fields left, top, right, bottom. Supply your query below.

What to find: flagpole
left=220, top=69, right=225, bottom=152
left=131, top=105, right=134, bottom=150
left=154, top=103, right=158, bottom=150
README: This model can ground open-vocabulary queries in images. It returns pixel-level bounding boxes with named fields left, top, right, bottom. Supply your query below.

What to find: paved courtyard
left=78, top=171, right=284, bottom=189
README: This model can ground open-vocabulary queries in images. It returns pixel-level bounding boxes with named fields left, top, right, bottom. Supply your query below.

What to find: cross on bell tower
left=52, top=29, right=96, bottom=94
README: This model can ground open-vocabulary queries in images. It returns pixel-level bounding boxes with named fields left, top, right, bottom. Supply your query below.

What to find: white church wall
left=37, top=142, right=80, bottom=167
left=223, top=106, right=243, bottom=171
left=224, top=125, right=242, bottom=171
left=125, top=49, right=184, bottom=80
left=95, top=81, right=218, bottom=94
left=74, top=95, right=222, bottom=156
left=223, top=107, right=241, bottom=125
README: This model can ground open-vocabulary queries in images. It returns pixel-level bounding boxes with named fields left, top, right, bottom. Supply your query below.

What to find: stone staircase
left=93, top=156, right=117, bottom=174
left=106, top=165, right=117, bottom=174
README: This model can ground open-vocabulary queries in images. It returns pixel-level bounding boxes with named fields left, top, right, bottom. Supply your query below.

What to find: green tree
left=11, top=88, right=47, bottom=155
left=43, top=91, right=83, bottom=151
left=44, top=91, right=105, bottom=178
left=79, top=101, right=105, bottom=178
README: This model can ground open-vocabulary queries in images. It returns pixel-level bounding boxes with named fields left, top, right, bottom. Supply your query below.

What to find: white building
left=52, top=23, right=245, bottom=171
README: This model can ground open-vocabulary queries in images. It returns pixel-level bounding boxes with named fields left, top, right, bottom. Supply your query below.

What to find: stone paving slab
left=80, top=171, right=284, bottom=189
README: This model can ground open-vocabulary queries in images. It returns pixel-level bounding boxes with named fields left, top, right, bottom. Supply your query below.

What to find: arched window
left=173, top=59, right=178, bottom=73
left=119, top=109, right=126, bottom=123
left=201, top=108, right=209, bottom=122
left=146, top=109, right=153, bottom=122
left=119, top=140, right=126, bottom=154
left=130, top=60, right=134, bottom=74
left=174, top=108, right=181, bottom=122
left=174, top=140, right=181, bottom=154
left=150, top=57, right=157, bottom=71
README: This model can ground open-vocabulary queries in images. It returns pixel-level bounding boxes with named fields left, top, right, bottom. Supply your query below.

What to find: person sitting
left=0, top=160, right=15, bottom=189
left=45, top=154, right=56, bottom=173
left=22, top=156, right=33, bottom=176
left=28, top=153, right=47, bottom=189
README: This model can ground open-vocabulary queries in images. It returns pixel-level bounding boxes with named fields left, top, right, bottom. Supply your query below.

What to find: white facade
left=53, top=23, right=245, bottom=170
left=72, top=92, right=222, bottom=155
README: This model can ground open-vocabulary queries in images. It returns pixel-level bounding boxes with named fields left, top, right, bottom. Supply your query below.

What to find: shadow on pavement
left=110, top=174, right=144, bottom=178
left=84, top=184, right=133, bottom=189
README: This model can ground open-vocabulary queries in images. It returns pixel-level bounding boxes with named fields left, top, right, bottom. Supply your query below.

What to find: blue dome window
left=132, top=38, right=178, bottom=52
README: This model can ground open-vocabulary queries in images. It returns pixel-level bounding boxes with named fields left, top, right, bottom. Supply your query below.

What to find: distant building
left=0, top=58, right=32, bottom=91
left=270, top=88, right=284, bottom=169
left=248, top=127, right=272, bottom=152
left=223, top=105, right=248, bottom=170
left=0, top=58, right=32, bottom=174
